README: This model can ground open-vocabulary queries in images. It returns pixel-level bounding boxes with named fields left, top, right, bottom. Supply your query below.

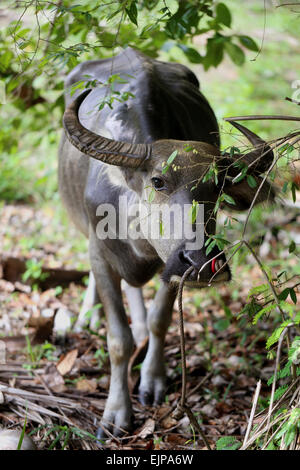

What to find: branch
left=43, top=0, right=63, bottom=56
left=224, top=115, right=300, bottom=122
left=242, top=379, right=262, bottom=448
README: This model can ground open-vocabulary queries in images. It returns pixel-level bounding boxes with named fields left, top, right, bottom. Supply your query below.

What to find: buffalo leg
left=90, top=240, right=134, bottom=438
left=139, top=283, right=177, bottom=406
left=122, top=281, right=148, bottom=346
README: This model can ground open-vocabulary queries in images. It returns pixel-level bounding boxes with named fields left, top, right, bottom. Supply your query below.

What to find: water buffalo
left=59, top=47, right=273, bottom=438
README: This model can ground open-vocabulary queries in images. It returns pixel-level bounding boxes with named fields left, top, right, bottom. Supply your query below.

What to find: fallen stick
left=0, top=255, right=89, bottom=289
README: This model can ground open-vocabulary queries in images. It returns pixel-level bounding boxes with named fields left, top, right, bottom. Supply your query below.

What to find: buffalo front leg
left=122, top=281, right=148, bottom=346
left=90, top=251, right=134, bottom=438
left=139, top=283, right=177, bottom=406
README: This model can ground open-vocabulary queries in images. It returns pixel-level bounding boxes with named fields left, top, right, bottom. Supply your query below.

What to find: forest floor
left=0, top=200, right=299, bottom=450
left=0, top=0, right=299, bottom=451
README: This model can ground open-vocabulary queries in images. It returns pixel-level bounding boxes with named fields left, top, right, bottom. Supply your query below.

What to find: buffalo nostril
left=215, top=259, right=224, bottom=271
left=212, top=258, right=225, bottom=273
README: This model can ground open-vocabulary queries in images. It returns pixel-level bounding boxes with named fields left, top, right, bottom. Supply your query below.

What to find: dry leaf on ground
left=57, top=349, right=78, bottom=376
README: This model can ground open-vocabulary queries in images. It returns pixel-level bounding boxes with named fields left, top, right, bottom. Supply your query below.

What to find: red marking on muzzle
left=211, top=258, right=216, bottom=274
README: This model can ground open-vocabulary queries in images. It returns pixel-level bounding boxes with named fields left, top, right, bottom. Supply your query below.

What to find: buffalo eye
left=151, top=177, right=165, bottom=190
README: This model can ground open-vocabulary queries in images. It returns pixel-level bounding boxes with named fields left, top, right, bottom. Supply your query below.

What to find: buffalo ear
left=222, top=177, right=275, bottom=211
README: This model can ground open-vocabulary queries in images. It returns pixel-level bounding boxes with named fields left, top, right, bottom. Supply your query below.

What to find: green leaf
left=252, top=304, right=276, bottom=325
left=216, top=3, right=232, bottom=27
left=289, top=337, right=300, bottom=364
left=284, top=426, right=297, bottom=447
left=148, top=188, right=155, bottom=203
left=202, top=163, right=218, bottom=185
left=17, top=409, right=28, bottom=450
left=279, top=288, right=290, bottom=301
left=204, top=36, right=225, bottom=69
left=230, top=147, right=242, bottom=157
left=247, top=175, right=257, bottom=188
left=273, top=384, right=289, bottom=401
left=248, top=284, right=269, bottom=297
left=216, top=436, right=241, bottom=450
left=162, top=150, right=178, bottom=174
left=223, top=193, right=236, bottom=205
left=266, top=441, right=277, bottom=450
left=0, top=50, right=13, bottom=72
left=238, top=35, right=259, bottom=51
left=232, top=166, right=248, bottom=183
left=282, top=181, right=289, bottom=193
left=125, top=2, right=138, bottom=26
left=178, top=45, right=202, bottom=63
left=167, top=150, right=178, bottom=166
left=183, top=145, right=194, bottom=152
left=159, top=220, right=164, bottom=236
left=291, top=182, right=299, bottom=203
left=205, top=239, right=216, bottom=255
left=215, top=237, right=230, bottom=250
left=289, top=288, right=297, bottom=305
left=189, top=200, right=200, bottom=224
left=266, top=320, right=291, bottom=349
left=277, top=270, right=287, bottom=279
left=214, top=318, right=230, bottom=332
left=225, top=41, right=245, bottom=65
left=288, top=240, right=296, bottom=253
left=224, top=305, right=233, bottom=319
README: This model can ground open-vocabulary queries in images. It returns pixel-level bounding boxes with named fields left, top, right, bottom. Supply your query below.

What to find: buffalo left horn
left=63, top=89, right=152, bottom=168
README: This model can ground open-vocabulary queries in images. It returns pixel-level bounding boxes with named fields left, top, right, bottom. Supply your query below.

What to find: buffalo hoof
left=139, top=380, right=166, bottom=406
left=96, top=413, right=133, bottom=441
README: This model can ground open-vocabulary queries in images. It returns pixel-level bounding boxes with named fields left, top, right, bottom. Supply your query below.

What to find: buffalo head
left=63, top=89, right=274, bottom=286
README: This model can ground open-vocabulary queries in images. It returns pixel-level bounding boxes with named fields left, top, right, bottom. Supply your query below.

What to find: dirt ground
left=1, top=200, right=298, bottom=450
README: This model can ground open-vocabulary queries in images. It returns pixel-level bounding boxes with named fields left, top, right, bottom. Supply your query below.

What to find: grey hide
left=59, top=48, right=274, bottom=438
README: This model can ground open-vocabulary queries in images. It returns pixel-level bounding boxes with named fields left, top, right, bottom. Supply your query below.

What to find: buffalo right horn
left=217, top=121, right=274, bottom=177
left=228, top=120, right=274, bottom=174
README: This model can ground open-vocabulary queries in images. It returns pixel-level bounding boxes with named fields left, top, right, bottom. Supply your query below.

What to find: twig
left=240, top=134, right=300, bottom=239
left=186, top=371, right=213, bottom=399
left=34, top=370, right=75, bottom=425
left=43, top=0, right=63, bottom=56
left=242, top=378, right=300, bottom=449
left=262, top=415, right=289, bottom=449
left=276, top=2, right=300, bottom=7
left=266, top=325, right=293, bottom=438
left=243, top=241, right=286, bottom=320
left=173, top=265, right=211, bottom=450
left=224, top=115, right=300, bottom=122
left=158, top=371, right=213, bottom=424
left=242, top=379, right=261, bottom=448
left=243, top=239, right=297, bottom=379
left=250, top=0, right=266, bottom=62
left=177, top=266, right=193, bottom=408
